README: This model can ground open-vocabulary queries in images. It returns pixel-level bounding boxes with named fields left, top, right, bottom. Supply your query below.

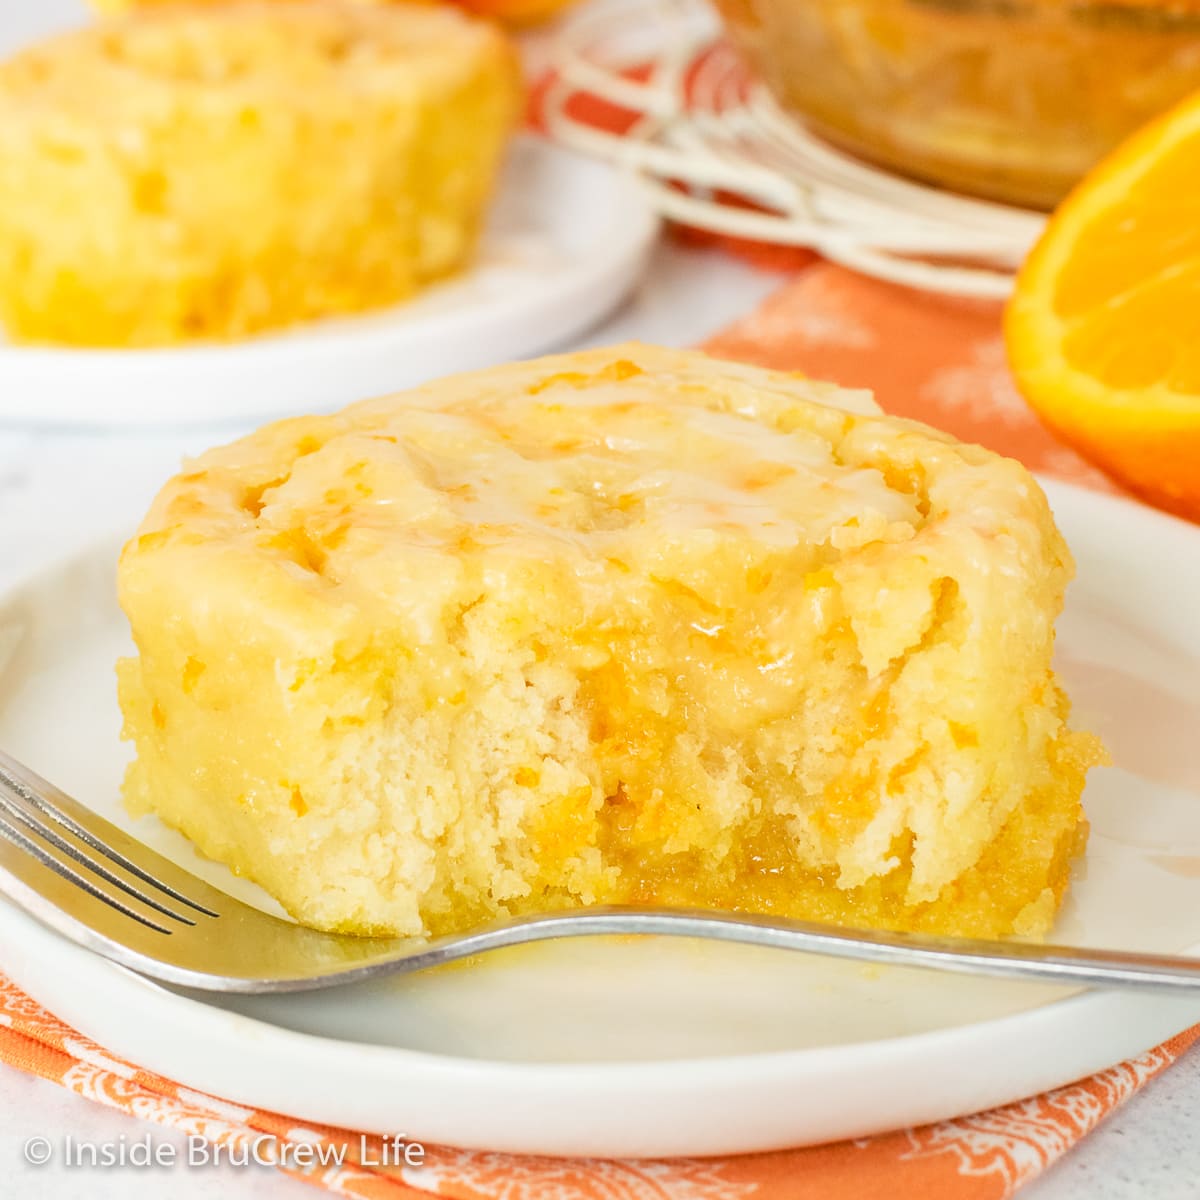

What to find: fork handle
left=389, top=906, right=1200, bottom=998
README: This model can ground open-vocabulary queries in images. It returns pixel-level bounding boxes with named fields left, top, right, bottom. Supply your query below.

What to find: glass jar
left=714, top=0, right=1200, bottom=209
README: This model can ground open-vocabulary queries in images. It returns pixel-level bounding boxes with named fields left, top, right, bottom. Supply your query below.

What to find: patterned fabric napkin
left=4, top=46, right=1199, bottom=1200
left=703, top=262, right=1117, bottom=491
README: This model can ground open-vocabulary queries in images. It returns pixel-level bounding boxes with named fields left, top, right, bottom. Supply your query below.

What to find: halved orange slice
left=1005, top=92, right=1200, bottom=522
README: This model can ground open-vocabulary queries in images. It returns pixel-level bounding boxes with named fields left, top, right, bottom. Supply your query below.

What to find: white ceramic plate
left=1, top=479, right=1199, bottom=1158
left=0, top=138, right=658, bottom=430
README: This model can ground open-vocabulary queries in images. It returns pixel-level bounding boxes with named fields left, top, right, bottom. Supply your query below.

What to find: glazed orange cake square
left=116, top=344, right=1102, bottom=939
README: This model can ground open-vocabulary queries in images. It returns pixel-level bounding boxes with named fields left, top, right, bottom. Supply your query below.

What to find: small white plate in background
left=0, top=139, right=658, bottom=430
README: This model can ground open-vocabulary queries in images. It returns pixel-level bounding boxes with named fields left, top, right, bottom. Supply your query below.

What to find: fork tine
left=0, top=806, right=174, bottom=935
left=0, top=751, right=217, bottom=918
left=0, top=788, right=196, bottom=926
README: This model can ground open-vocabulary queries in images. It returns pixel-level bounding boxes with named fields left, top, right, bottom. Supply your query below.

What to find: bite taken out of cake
left=116, top=344, right=1105, bottom=940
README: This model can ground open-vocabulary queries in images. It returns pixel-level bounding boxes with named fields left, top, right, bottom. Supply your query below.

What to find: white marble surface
left=1, top=1, right=1199, bottom=1197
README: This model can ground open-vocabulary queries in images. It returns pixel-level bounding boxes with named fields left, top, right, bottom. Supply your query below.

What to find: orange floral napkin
left=703, top=262, right=1118, bottom=490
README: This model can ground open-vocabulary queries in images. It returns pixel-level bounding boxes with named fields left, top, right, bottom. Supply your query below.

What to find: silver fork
left=3, top=749, right=1200, bottom=996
